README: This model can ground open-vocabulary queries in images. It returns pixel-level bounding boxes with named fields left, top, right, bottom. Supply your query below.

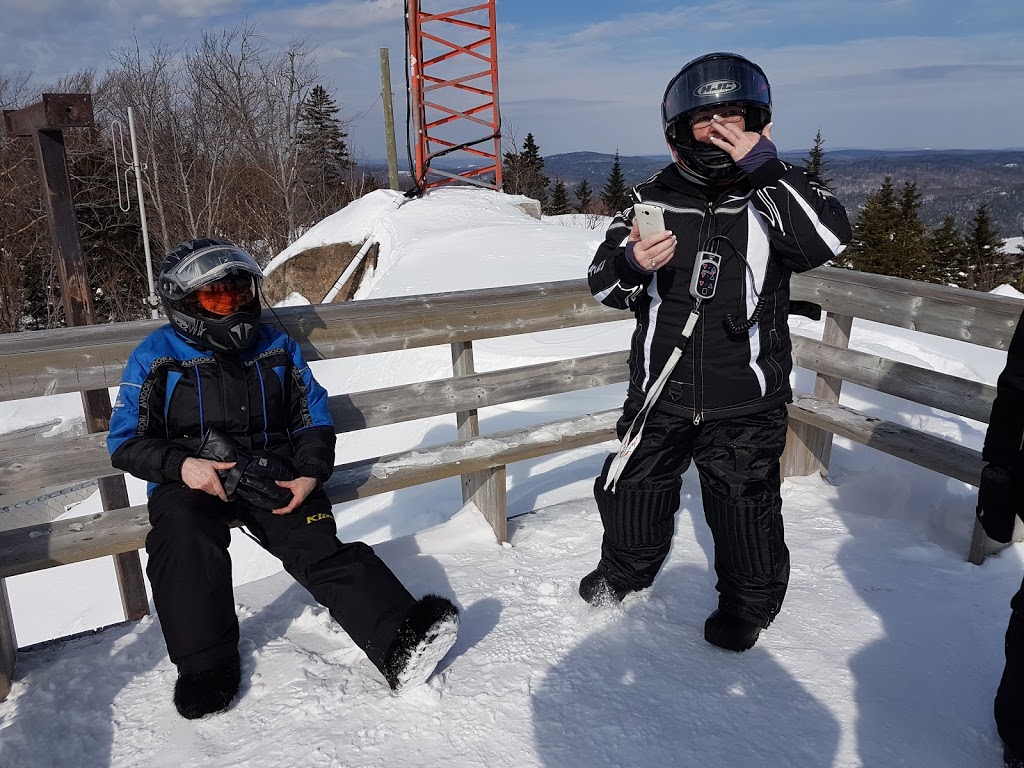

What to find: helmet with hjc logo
left=157, top=238, right=264, bottom=352
left=662, top=52, right=772, bottom=185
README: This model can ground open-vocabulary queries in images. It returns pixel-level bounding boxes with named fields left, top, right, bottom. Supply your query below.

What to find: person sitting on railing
left=107, top=237, right=459, bottom=720
left=977, top=309, right=1024, bottom=768
left=580, top=52, right=852, bottom=653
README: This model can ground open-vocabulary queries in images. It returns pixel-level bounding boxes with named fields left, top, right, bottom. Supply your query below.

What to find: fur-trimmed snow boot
left=578, top=569, right=632, bottom=606
left=1006, top=744, right=1024, bottom=768
left=173, top=657, right=242, bottom=719
left=704, top=609, right=764, bottom=652
left=382, top=595, right=459, bottom=692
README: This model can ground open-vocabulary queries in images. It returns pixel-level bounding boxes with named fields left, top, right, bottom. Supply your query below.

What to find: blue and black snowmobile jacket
left=588, top=159, right=852, bottom=423
left=108, top=323, right=336, bottom=494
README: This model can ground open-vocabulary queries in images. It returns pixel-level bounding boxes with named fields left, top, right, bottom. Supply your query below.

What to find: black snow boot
left=381, top=595, right=459, bottom=692
left=173, top=657, right=242, bottom=719
left=578, top=569, right=632, bottom=606
left=704, top=609, right=764, bottom=652
left=1006, top=744, right=1024, bottom=768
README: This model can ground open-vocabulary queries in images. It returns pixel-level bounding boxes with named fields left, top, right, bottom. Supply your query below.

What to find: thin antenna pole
left=126, top=108, right=158, bottom=319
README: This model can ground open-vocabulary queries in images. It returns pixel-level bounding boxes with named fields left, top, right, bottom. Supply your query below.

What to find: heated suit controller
left=689, top=251, right=721, bottom=301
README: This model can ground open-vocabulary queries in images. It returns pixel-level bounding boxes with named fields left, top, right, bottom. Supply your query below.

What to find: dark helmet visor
left=160, top=245, right=263, bottom=301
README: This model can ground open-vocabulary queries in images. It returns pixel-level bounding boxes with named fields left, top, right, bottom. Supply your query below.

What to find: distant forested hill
left=539, top=150, right=1024, bottom=237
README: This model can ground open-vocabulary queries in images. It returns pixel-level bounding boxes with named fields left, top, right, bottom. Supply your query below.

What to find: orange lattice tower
left=407, top=0, right=502, bottom=192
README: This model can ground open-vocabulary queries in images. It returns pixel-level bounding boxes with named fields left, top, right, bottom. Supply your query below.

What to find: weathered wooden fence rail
left=1, top=267, right=1022, bottom=700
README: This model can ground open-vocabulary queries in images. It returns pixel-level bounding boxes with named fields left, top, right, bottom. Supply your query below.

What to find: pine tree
left=501, top=145, right=524, bottom=193
left=298, top=85, right=350, bottom=181
left=600, top=152, right=630, bottom=215
left=894, top=181, right=930, bottom=281
left=502, top=132, right=548, bottom=205
left=967, top=204, right=1011, bottom=291
left=574, top=179, right=593, bottom=213
left=547, top=179, right=571, bottom=216
left=519, top=133, right=549, bottom=205
left=926, top=215, right=968, bottom=287
left=844, top=176, right=901, bottom=275
left=1017, top=239, right=1024, bottom=294
left=804, top=129, right=833, bottom=187
left=846, top=178, right=933, bottom=280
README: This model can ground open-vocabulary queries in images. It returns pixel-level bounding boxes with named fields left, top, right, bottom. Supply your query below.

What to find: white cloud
left=154, top=0, right=246, bottom=17
left=2, top=1, right=1021, bottom=158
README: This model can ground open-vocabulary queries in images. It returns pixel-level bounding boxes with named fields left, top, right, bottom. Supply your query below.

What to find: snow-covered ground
left=1, top=188, right=1021, bottom=767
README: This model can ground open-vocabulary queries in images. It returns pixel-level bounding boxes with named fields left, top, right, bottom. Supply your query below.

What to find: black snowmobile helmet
left=661, top=52, right=772, bottom=185
left=157, top=237, right=264, bottom=353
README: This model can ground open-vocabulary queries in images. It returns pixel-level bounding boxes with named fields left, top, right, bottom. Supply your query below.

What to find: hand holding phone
left=633, top=203, right=667, bottom=240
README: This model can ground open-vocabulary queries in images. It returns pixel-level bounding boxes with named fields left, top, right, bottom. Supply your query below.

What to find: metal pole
left=126, top=108, right=159, bottom=319
left=324, top=239, right=376, bottom=303
left=380, top=49, right=401, bottom=191
left=408, top=0, right=426, bottom=187
left=488, top=0, right=502, bottom=190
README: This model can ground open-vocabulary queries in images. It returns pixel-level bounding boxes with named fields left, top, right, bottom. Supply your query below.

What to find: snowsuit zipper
left=692, top=200, right=717, bottom=425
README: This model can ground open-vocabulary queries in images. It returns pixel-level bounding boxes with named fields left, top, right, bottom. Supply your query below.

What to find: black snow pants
left=594, top=401, right=790, bottom=627
left=145, top=482, right=416, bottom=675
left=997, top=572, right=1024, bottom=756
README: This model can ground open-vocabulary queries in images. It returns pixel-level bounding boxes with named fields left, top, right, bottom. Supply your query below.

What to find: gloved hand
left=789, top=300, right=822, bottom=321
left=977, top=463, right=1021, bottom=544
left=196, top=427, right=295, bottom=510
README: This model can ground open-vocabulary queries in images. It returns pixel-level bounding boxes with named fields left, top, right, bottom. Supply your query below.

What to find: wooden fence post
left=379, top=48, right=401, bottom=191
left=451, top=341, right=508, bottom=542
left=0, top=580, right=16, bottom=700
left=782, top=312, right=854, bottom=478
left=969, top=509, right=1024, bottom=565
left=3, top=95, right=149, bottom=629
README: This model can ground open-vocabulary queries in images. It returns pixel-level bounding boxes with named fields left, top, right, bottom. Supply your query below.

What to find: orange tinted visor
left=193, top=276, right=256, bottom=316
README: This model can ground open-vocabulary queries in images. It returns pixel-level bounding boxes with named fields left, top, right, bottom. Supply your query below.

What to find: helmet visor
left=161, top=245, right=263, bottom=300
left=186, top=275, right=257, bottom=317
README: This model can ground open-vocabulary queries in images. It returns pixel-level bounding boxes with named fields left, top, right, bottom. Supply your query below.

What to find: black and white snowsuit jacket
left=588, top=159, right=852, bottom=423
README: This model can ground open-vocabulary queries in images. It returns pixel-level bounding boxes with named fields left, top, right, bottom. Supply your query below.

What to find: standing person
left=976, top=308, right=1024, bottom=768
left=108, top=238, right=459, bottom=719
left=580, top=52, right=852, bottom=652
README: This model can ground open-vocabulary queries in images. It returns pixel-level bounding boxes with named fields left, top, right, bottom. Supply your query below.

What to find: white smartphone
left=633, top=203, right=667, bottom=239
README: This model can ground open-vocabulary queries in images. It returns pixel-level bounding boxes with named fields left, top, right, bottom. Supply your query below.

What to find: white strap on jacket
left=604, top=308, right=701, bottom=493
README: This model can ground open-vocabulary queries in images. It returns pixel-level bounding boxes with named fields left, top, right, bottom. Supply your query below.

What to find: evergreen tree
left=297, top=85, right=350, bottom=182
left=519, top=133, right=549, bottom=205
left=574, top=179, right=593, bottom=213
left=297, top=85, right=350, bottom=220
left=600, top=152, right=630, bottom=215
left=844, top=177, right=933, bottom=281
left=967, top=204, right=1011, bottom=291
left=926, top=215, right=968, bottom=287
left=844, top=176, right=901, bottom=275
left=547, top=178, right=571, bottom=216
left=894, top=181, right=930, bottom=281
left=502, top=132, right=548, bottom=205
left=1017, top=239, right=1024, bottom=294
left=804, top=129, right=833, bottom=187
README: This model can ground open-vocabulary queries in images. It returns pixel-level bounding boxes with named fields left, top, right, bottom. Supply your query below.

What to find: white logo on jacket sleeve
left=588, top=260, right=607, bottom=276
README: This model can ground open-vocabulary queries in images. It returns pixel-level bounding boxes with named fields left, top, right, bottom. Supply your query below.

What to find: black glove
left=789, top=301, right=822, bottom=321
left=196, top=427, right=295, bottom=510
left=977, top=463, right=1021, bottom=544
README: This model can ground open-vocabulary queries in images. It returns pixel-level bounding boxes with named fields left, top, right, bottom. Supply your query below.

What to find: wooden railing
left=1, top=267, right=1022, bottom=700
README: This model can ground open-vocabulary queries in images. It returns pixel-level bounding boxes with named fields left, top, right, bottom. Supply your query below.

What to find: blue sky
left=2, top=0, right=1023, bottom=161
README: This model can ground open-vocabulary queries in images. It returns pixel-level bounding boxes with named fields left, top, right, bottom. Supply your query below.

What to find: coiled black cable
left=699, top=235, right=768, bottom=335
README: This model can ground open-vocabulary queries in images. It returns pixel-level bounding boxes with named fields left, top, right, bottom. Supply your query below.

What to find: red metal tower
left=407, top=1, right=502, bottom=192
